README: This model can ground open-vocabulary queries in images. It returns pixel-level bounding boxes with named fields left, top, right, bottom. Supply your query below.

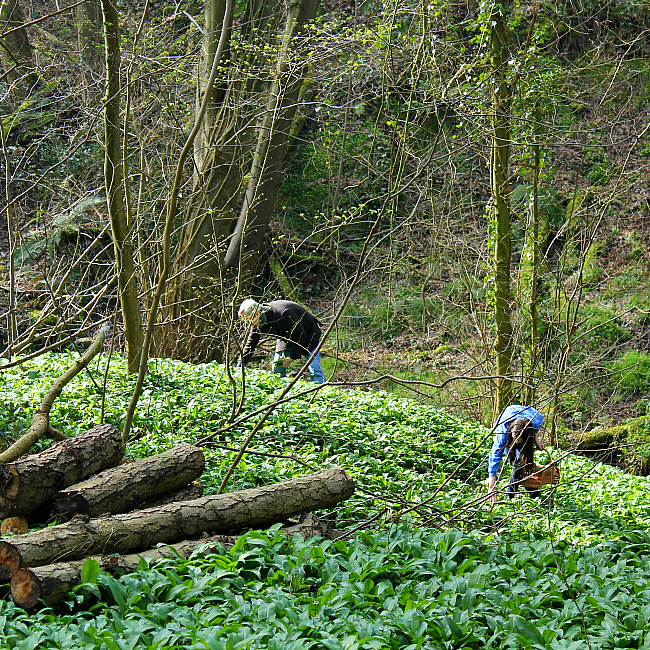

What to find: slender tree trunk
left=524, top=143, right=540, bottom=406
left=223, top=0, right=319, bottom=281
left=490, top=0, right=513, bottom=415
left=101, top=0, right=144, bottom=373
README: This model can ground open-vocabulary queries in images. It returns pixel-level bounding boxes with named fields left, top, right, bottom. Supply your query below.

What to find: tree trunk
left=0, top=0, right=35, bottom=91
left=490, top=0, right=513, bottom=415
left=76, top=0, right=103, bottom=78
left=101, top=0, right=144, bottom=373
left=0, top=424, right=124, bottom=519
left=10, top=513, right=336, bottom=609
left=223, top=0, right=319, bottom=281
left=160, top=0, right=280, bottom=363
left=53, top=444, right=205, bottom=520
left=0, top=467, right=354, bottom=579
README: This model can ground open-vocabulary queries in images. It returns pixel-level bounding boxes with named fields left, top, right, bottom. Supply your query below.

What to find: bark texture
left=141, top=480, right=204, bottom=509
left=10, top=534, right=237, bottom=609
left=10, top=514, right=336, bottom=609
left=101, top=0, right=144, bottom=374
left=53, top=444, right=205, bottom=520
left=0, top=467, right=354, bottom=579
left=0, top=424, right=124, bottom=519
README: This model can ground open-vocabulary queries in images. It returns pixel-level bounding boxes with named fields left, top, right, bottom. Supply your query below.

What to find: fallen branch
left=0, top=324, right=111, bottom=464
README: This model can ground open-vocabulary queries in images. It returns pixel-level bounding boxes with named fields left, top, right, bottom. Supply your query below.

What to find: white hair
left=238, top=298, right=260, bottom=320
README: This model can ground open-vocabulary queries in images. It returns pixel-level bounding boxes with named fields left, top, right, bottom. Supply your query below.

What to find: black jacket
left=241, top=300, right=322, bottom=364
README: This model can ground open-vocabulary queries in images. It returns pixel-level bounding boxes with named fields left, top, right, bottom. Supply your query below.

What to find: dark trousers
left=507, top=465, right=540, bottom=499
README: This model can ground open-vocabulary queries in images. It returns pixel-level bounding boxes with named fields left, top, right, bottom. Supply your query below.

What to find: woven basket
left=520, top=451, right=560, bottom=489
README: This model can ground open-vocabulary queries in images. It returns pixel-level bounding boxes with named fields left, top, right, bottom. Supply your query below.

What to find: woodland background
left=1, top=0, right=650, bottom=644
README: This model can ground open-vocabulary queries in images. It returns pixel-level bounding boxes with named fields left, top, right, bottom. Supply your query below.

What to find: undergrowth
left=2, top=354, right=650, bottom=647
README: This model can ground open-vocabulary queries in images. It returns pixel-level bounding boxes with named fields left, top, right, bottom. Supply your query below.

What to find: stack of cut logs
left=0, top=424, right=355, bottom=609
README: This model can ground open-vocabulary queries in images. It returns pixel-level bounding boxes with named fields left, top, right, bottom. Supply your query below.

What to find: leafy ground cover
left=2, top=354, right=650, bottom=647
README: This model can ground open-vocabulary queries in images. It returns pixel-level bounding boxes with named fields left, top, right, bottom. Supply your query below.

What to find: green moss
left=579, top=416, right=650, bottom=475
left=582, top=241, right=605, bottom=285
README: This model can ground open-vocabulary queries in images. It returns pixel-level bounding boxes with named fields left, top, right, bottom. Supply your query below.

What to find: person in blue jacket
left=487, top=404, right=545, bottom=503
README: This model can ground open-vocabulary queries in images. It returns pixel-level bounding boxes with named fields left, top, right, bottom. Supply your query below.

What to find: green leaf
left=512, top=615, right=545, bottom=646
left=80, top=558, right=101, bottom=584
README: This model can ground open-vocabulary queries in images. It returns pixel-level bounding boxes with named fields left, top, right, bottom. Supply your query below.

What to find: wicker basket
left=520, top=451, right=560, bottom=489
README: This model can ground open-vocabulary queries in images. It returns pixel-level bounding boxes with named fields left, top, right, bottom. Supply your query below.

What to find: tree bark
left=0, top=0, right=35, bottom=90
left=101, top=0, right=144, bottom=373
left=0, top=424, right=124, bottom=519
left=0, top=467, right=354, bottom=579
left=76, top=0, right=103, bottom=75
left=10, top=513, right=336, bottom=609
left=139, top=480, right=203, bottom=509
left=223, top=0, right=319, bottom=281
left=53, top=444, right=205, bottom=520
left=490, top=0, right=514, bottom=415
left=0, top=324, right=110, bottom=464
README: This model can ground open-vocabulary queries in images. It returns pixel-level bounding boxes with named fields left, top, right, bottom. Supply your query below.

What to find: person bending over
left=487, top=404, right=544, bottom=503
left=237, top=299, right=325, bottom=384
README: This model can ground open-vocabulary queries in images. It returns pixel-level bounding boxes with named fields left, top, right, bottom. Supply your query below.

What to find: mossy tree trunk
left=0, top=0, right=35, bottom=97
left=161, top=0, right=317, bottom=363
left=490, top=0, right=514, bottom=415
left=101, top=0, right=144, bottom=373
left=223, top=0, right=320, bottom=283
left=160, top=0, right=280, bottom=362
left=76, top=0, right=103, bottom=79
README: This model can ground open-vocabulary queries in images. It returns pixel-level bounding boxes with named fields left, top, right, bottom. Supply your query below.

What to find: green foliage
left=610, top=351, right=650, bottom=396
left=581, top=305, right=632, bottom=346
left=5, top=356, right=650, bottom=645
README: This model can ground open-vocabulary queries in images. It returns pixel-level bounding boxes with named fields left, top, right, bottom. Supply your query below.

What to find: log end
left=0, top=540, right=21, bottom=581
left=11, top=568, right=41, bottom=610
left=1, top=517, right=28, bottom=535
left=0, top=466, right=20, bottom=515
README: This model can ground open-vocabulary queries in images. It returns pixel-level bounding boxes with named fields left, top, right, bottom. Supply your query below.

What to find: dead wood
left=0, top=423, right=123, bottom=519
left=0, top=467, right=354, bottom=580
left=53, top=444, right=205, bottom=520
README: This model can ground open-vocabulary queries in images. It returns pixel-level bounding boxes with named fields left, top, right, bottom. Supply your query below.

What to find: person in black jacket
left=237, top=299, right=325, bottom=384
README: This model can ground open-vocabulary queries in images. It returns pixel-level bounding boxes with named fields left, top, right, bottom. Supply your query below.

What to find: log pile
left=0, top=426, right=355, bottom=609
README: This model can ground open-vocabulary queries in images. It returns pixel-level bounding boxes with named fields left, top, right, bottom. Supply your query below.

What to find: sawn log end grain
left=11, top=568, right=41, bottom=610
left=0, top=540, right=21, bottom=581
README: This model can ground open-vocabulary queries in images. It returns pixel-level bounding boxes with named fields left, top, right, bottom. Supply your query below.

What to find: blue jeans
left=273, top=349, right=324, bottom=384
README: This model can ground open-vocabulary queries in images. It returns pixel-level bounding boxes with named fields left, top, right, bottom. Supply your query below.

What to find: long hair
left=506, top=417, right=536, bottom=468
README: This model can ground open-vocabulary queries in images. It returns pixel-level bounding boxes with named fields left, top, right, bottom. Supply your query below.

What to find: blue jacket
left=487, top=405, right=544, bottom=478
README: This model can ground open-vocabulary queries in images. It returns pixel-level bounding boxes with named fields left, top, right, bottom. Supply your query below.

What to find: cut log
left=11, top=534, right=236, bottom=610
left=0, top=424, right=124, bottom=519
left=141, top=480, right=203, bottom=509
left=52, top=445, right=205, bottom=520
left=11, top=514, right=338, bottom=609
left=0, top=467, right=354, bottom=580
